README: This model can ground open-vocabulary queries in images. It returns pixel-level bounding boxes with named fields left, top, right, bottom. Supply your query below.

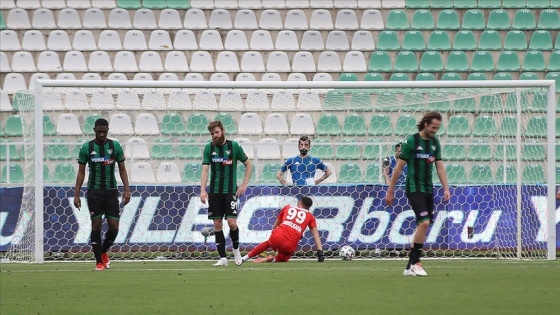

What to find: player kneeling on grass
left=236, top=196, right=324, bottom=265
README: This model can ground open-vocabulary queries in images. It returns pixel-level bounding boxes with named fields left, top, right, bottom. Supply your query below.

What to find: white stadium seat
left=285, top=9, right=309, bottom=30
left=133, top=9, right=158, bottom=29
left=234, top=138, right=255, bottom=159
left=43, top=90, right=64, bottom=110
left=0, top=0, right=15, bottom=9
left=351, top=31, right=375, bottom=50
left=21, top=30, right=46, bottom=51
left=358, top=0, right=382, bottom=8
left=309, top=9, right=333, bottom=30
left=158, top=73, right=179, bottom=81
left=190, top=0, right=214, bottom=9
left=290, top=113, right=315, bottom=134
left=56, top=113, right=82, bottom=135
left=11, top=51, right=37, bottom=72
left=215, top=0, right=238, bottom=8
left=7, top=9, right=31, bottom=29
left=64, top=89, right=90, bottom=110
left=47, top=30, right=72, bottom=51
left=335, top=0, right=357, bottom=8
left=29, top=73, right=50, bottom=90
left=167, top=89, right=192, bottom=110
left=219, top=90, right=244, bottom=111
left=199, top=30, right=224, bottom=50
left=287, top=73, right=308, bottom=81
left=216, top=51, right=240, bottom=72
left=42, top=0, right=67, bottom=9
left=158, top=9, right=183, bottom=29
left=343, top=51, right=367, bottom=72
left=88, top=51, right=113, bottom=72
left=245, top=91, right=270, bottom=111
left=301, top=30, right=325, bottom=51
left=98, top=30, right=123, bottom=51
left=134, top=73, right=153, bottom=81
left=263, top=0, right=286, bottom=8
left=209, top=73, right=230, bottom=81
left=311, top=0, right=333, bottom=8
left=134, top=113, right=160, bottom=135
left=67, top=0, right=92, bottom=9
left=297, top=90, right=322, bottom=111
left=239, top=0, right=262, bottom=9
left=282, top=138, right=300, bottom=159
left=313, top=73, right=333, bottom=81
left=292, top=52, right=316, bottom=72
left=164, top=51, right=189, bottom=72
left=116, top=89, right=141, bottom=110
left=130, top=162, right=155, bottom=183
left=190, top=51, right=215, bottom=72
left=224, top=30, right=249, bottom=50
left=63, top=51, right=88, bottom=72
left=326, top=30, right=350, bottom=50
left=209, top=9, right=233, bottom=29
left=57, top=8, right=82, bottom=29
left=261, top=73, right=282, bottom=81
left=108, top=8, right=132, bottom=29
left=250, top=30, right=275, bottom=50
left=193, top=90, right=219, bottom=111
left=157, top=162, right=182, bottom=183
left=37, top=51, right=62, bottom=72
left=82, top=73, right=102, bottom=80
left=32, top=8, right=56, bottom=29
left=335, top=9, right=359, bottom=30
left=184, top=73, right=204, bottom=81
left=264, top=113, right=289, bottom=135
left=3, top=73, right=27, bottom=92
left=275, top=30, right=299, bottom=50
left=0, top=30, right=21, bottom=51
left=238, top=113, right=264, bottom=134
left=184, top=9, right=207, bottom=29
left=271, top=90, right=296, bottom=111
left=91, top=0, right=117, bottom=9
left=141, top=90, right=166, bottom=110
left=287, top=0, right=310, bottom=8
left=56, top=73, right=76, bottom=80
left=123, top=30, right=148, bottom=50
left=234, top=10, right=258, bottom=29
left=148, top=30, right=173, bottom=50
left=139, top=51, right=164, bottom=72
left=259, top=9, right=283, bottom=30
left=0, top=53, right=12, bottom=73
left=173, top=30, right=198, bottom=50
left=72, top=30, right=97, bottom=51
left=361, top=9, right=384, bottom=30
left=317, top=51, right=342, bottom=72
left=241, top=51, right=266, bottom=72
left=83, top=8, right=107, bottom=29
left=113, top=51, right=138, bottom=72
left=109, top=113, right=134, bottom=135
left=257, top=138, right=282, bottom=159
left=91, top=89, right=116, bottom=110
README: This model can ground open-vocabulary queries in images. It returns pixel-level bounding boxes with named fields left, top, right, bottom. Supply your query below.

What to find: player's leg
left=101, top=190, right=120, bottom=269
left=208, top=194, right=228, bottom=266
left=404, top=193, right=431, bottom=276
left=87, top=190, right=105, bottom=270
left=225, top=195, right=241, bottom=265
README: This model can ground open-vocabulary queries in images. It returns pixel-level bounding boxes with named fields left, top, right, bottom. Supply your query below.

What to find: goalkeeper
left=235, top=196, right=324, bottom=264
left=277, top=136, right=331, bottom=186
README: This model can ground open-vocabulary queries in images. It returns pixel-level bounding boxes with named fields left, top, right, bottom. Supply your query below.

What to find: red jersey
left=273, top=204, right=317, bottom=244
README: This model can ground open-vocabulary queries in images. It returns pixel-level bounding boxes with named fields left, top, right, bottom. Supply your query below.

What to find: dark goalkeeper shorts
left=87, top=189, right=120, bottom=220
left=208, top=193, right=238, bottom=220
left=406, top=192, right=434, bottom=224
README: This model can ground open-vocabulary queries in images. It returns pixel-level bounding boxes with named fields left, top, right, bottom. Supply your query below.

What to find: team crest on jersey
left=431, top=145, right=437, bottom=151
left=107, top=149, right=113, bottom=154
left=226, top=150, right=231, bottom=155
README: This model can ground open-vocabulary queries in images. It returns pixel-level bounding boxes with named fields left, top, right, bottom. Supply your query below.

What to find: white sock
left=241, top=254, right=249, bottom=261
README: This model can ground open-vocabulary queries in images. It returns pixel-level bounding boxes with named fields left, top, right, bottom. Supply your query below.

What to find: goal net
left=3, top=80, right=557, bottom=263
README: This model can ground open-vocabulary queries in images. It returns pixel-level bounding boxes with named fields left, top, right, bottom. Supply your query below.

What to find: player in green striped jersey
left=200, top=121, right=252, bottom=266
left=73, top=118, right=131, bottom=271
left=386, top=112, right=450, bottom=277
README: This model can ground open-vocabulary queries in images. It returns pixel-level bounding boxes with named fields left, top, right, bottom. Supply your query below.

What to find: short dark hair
left=207, top=121, right=224, bottom=133
left=395, top=142, right=402, bottom=149
left=417, top=112, right=442, bottom=131
left=300, top=196, right=313, bottom=209
left=94, top=118, right=109, bottom=128
left=299, top=135, right=310, bottom=143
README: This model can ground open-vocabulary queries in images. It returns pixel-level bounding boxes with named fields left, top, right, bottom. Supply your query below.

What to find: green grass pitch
left=1, top=259, right=559, bottom=315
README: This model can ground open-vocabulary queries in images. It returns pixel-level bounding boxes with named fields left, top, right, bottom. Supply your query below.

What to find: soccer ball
left=339, top=245, right=355, bottom=261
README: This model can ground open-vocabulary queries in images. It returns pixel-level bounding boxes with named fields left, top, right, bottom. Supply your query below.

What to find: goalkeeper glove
left=317, top=250, right=325, bottom=262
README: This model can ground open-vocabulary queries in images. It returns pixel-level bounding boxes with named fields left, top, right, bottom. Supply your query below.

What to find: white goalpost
left=3, top=80, right=557, bottom=263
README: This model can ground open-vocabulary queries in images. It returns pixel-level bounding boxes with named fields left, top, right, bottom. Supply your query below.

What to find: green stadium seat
left=471, top=51, right=495, bottom=72
left=452, top=93, right=477, bottom=112
left=522, top=141, right=546, bottom=161
left=556, top=33, right=560, bottom=50
left=545, top=72, right=560, bottom=92
left=538, top=9, right=560, bottom=29
left=142, top=0, right=167, bottom=9
left=473, top=116, right=497, bottom=137
left=503, top=30, right=527, bottom=51
left=402, top=31, right=426, bottom=51
left=442, top=73, right=462, bottom=80
left=512, top=9, right=536, bottom=29
left=502, top=0, right=527, bottom=8
left=151, top=137, right=175, bottom=159
left=394, top=115, right=417, bottom=136
left=0, top=12, right=6, bottom=30
left=445, top=51, right=469, bottom=72
left=0, top=140, right=21, bottom=161
left=53, top=163, right=76, bottom=184
left=349, top=91, right=373, bottom=111
left=557, top=117, right=560, bottom=137
left=117, top=0, right=142, bottom=9
left=406, top=0, right=430, bottom=8
left=402, top=91, right=425, bottom=111
left=183, top=163, right=201, bottom=183
left=186, top=113, right=209, bottom=135
left=343, top=113, right=368, bottom=136
left=43, top=115, right=57, bottom=136
left=462, top=9, right=485, bottom=30
left=83, top=113, right=102, bottom=136
left=336, top=138, right=361, bottom=160
left=557, top=145, right=560, bottom=161
left=446, top=115, right=471, bottom=137
left=386, top=10, right=409, bottom=30
left=496, top=164, right=517, bottom=184
left=478, top=0, right=502, bottom=8
left=529, top=31, right=553, bottom=51
left=167, top=0, right=190, bottom=9
left=363, top=139, right=390, bottom=160
left=522, top=164, right=546, bottom=184
left=487, top=9, right=510, bottom=30
left=177, top=138, right=202, bottom=159
left=499, top=116, right=518, bottom=137
left=368, top=114, right=393, bottom=136
left=478, top=30, right=502, bottom=51
left=161, top=113, right=186, bottom=136
left=46, top=138, right=71, bottom=160
left=525, top=91, right=547, bottom=113
left=531, top=0, right=553, bottom=7
left=468, top=139, right=493, bottom=161
left=313, top=139, right=335, bottom=159
left=364, top=73, right=384, bottom=81
left=375, top=91, right=399, bottom=112
left=427, top=92, right=451, bottom=111
left=43, top=164, right=51, bottom=183
left=419, top=51, right=443, bottom=72
left=443, top=140, right=467, bottom=161
left=502, top=92, right=522, bottom=113
left=260, top=163, right=281, bottom=183
left=469, top=164, right=494, bottom=184
left=556, top=164, right=560, bottom=184
left=4, top=115, right=23, bottom=137
left=416, top=73, right=436, bottom=81
left=338, top=163, right=363, bottom=183
left=365, top=163, right=383, bottom=184
left=376, top=31, right=400, bottom=51
left=1, top=163, right=24, bottom=183
left=73, top=138, right=89, bottom=157
left=432, top=168, right=441, bottom=185
left=519, top=72, right=539, bottom=80
left=214, top=113, right=237, bottom=134
left=522, top=51, right=546, bottom=71
left=478, top=94, right=502, bottom=112
left=316, top=114, right=341, bottom=135
left=389, top=73, right=410, bottom=81
left=395, top=51, right=418, bottom=72
left=467, top=73, right=487, bottom=80
left=436, top=9, right=460, bottom=30
left=411, top=9, right=434, bottom=30
left=12, top=91, right=31, bottom=112
left=446, top=164, right=468, bottom=185
left=454, top=0, right=477, bottom=8
left=548, top=51, right=560, bottom=71
left=428, top=30, right=451, bottom=50
left=493, top=73, right=513, bottom=80
left=496, top=140, right=517, bottom=161
left=369, top=51, right=393, bottom=72
left=237, top=163, right=255, bottom=183
left=323, top=90, right=346, bottom=110
left=525, top=116, right=547, bottom=137
left=453, top=31, right=476, bottom=50
left=339, top=73, right=358, bottom=81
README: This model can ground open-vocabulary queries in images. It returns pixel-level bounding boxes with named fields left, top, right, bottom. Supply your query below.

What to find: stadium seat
left=367, top=114, right=393, bottom=136
left=63, top=51, right=88, bottom=72
left=184, top=9, right=208, bottom=29
left=1, top=163, right=24, bottom=183
left=529, top=30, right=553, bottom=51
left=428, top=31, right=451, bottom=50
left=395, top=51, right=418, bottom=72
left=473, top=116, right=497, bottom=137
left=56, top=113, right=82, bottom=135
left=545, top=72, right=560, bottom=92
left=522, top=164, right=546, bottom=184
left=521, top=140, right=545, bottom=161
left=443, top=140, right=467, bottom=161
left=316, top=114, right=341, bottom=135
left=360, top=9, right=383, bottom=30
left=238, top=113, right=263, bottom=135
left=453, top=31, right=476, bottom=50
left=52, top=163, right=76, bottom=184
left=362, top=138, right=389, bottom=160
left=394, top=115, right=417, bottom=136
left=0, top=91, right=12, bottom=112
left=0, top=30, right=20, bottom=51
left=282, top=138, right=299, bottom=159
left=441, top=73, right=461, bottom=81
left=495, top=141, right=517, bottom=161
left=6, top=8, right=31, bottom=29
left=487, top=9, right=510, bottom=30
left=260, top=9, right=283, bottom=29
left=0, top=140, right=21, bottom=161
left=21, top=30, right=46, bottom=51
left=512, top=9, right=536, bottom=30
left=183, top=163, right=202, bottom=183
left=209, top=9, right=233, bottom=30
left=257, top=138, right=282, bottom=159
left=469, top=164, right=494, bottom=184
left=245, top=90, right=270, bottom=111
left=525, top=116, right=547, bottom=137
left=420, top=51, right=444, bottom=72
left=478, top=94, right=502, bottom=113
left=478, top=30, right=502, bottom=51
left=338, top=163, right=363, bottom=183
left=58, top=8, right=82, bottom=29
left=134, top=113, right=160, bottom=135
left=237, top=162, right=256, bottom=183
left=151, top=137, right=175, bottom=160
left=386, top=9, right=409, bottom=30
left=108, top=8, right=132, bottom=28
left=499, top=115, right=518, bottom=137
left=301, top=30, right=325, bottom=51
left=446, top=164, right=468, bottom=185
left=297, top=90, right=322, bottom=111
left=264, top=113, right=289, bottom=135
left=73, top=30, right=97, bottom=51
left=445, top=51, right=469, bottom=72
left=336, top=138, right=361, bottom=160
left=437, top=9, right=460, bottom=30
left=461, top=9, right=485, bottom=30
left=335, top=9, right=359, bottom=30
left=402, top=31, right=425, bottom=51
left=125, top=137, right=151, bottom=160
left=342, top=113, right=367, bottom=136
left=156, top=162, right=182, bottom=183
left=343, top=52, right=367, bottom=72
left=478, top=0, right=502, bottom=8
left=118, top=0, right=141, bottom=9
left=471, top=51, right=495, bottom=72
left=82, top=113, right=102, bottom=136
left=549, top=51, right=560, bottom=71
left=325, top=30, right=349, bottom=50
left=235, top=138, right=254, bottom=159
left=158, top=9, right=183, bottom=29
left=292, top=51, right=316, bottom=72
left=349, top=91, right=372, bottom=111
left=1, top=53, right=11, bottom=73
left=213, top=113, right=237, bottom=134
left=177, top=138, right=202, bottom=159
left=83, top=8, right=107, bottom=29
left=446, top=115, right=471, bottom=137
left=368, top=51, right=392, bottom=72
left=130, top=162, right=155, bottom=183
left=538, top=9, right=560, bottom=29
left=132, top=9, right=158, bottom=29
left=522, top=51, right=546, bottom=72
left=11, top=51, right=36, bottom=72
left=468, top=139, right=493, bottom=161
left=524, top=91, right=547, bottom=113
left=365, top=163, right=383, bottom=184
left=271, top=90, right=296, bottom=111
left=185, top=113, right=209, bottom=135
left=411, top=9, right=434, bottom=30
left=0, top=115, right=23, bottom=137
left=377, top=31, right=400, bottom=51
left=160, top=113, right=186, bottom=136
left=285, top=9, right=309, bottom=30
left=215, top=51, right=240, bottom=72
left=496, top=164, right=517, bottom=184
left=312, top=138, right=335, bottom=159
left=504, top=30, right=527, bottom=51
left=234, top=9, right=258, bottom=29
left=260, top=163, right=282, bottom=183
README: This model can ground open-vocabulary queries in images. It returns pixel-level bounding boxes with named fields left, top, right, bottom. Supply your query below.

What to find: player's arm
left=385, top=159, right=407, bottom=205
left=382, top=157, right=390, bottom=184
left=277, top=160, right=289, bottom=185
left=310, top=227, right=324, bottom=262
left=200, top=164, right=209, bottom=204
left=237, top=157, right=252, bottom=197
left=314, top=160, right=331, bottom=185
left=73, top=163, right=86, bottom=209
left=117, top=160, right=131, bottom=206
left=435, top=160, right=450, bottom=201
left=271, top=218, right=281, bottom=229
left=557, top=188, right=560, bottom=200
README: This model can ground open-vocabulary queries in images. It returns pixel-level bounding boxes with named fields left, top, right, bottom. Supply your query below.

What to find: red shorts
left=268, top=231, right=298, bottom=262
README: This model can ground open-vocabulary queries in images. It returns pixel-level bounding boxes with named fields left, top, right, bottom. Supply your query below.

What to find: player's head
left=93, top=118, right=109, bottom=143
left=394, top=142, right=402, bottom=156
left=417, top=112, right=442, bottom=138
left=298, top=135, right=311, bottom=156
left=207, top=121, right=225, bottom=146
left=298, top=196, right=313, bottom=209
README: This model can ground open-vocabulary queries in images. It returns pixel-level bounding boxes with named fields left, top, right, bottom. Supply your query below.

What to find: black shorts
left=208, top=193, right=238, bottom=220
left=87, top=189, right=120, bottom=220
left=406, top=192, right=434, bottom=224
